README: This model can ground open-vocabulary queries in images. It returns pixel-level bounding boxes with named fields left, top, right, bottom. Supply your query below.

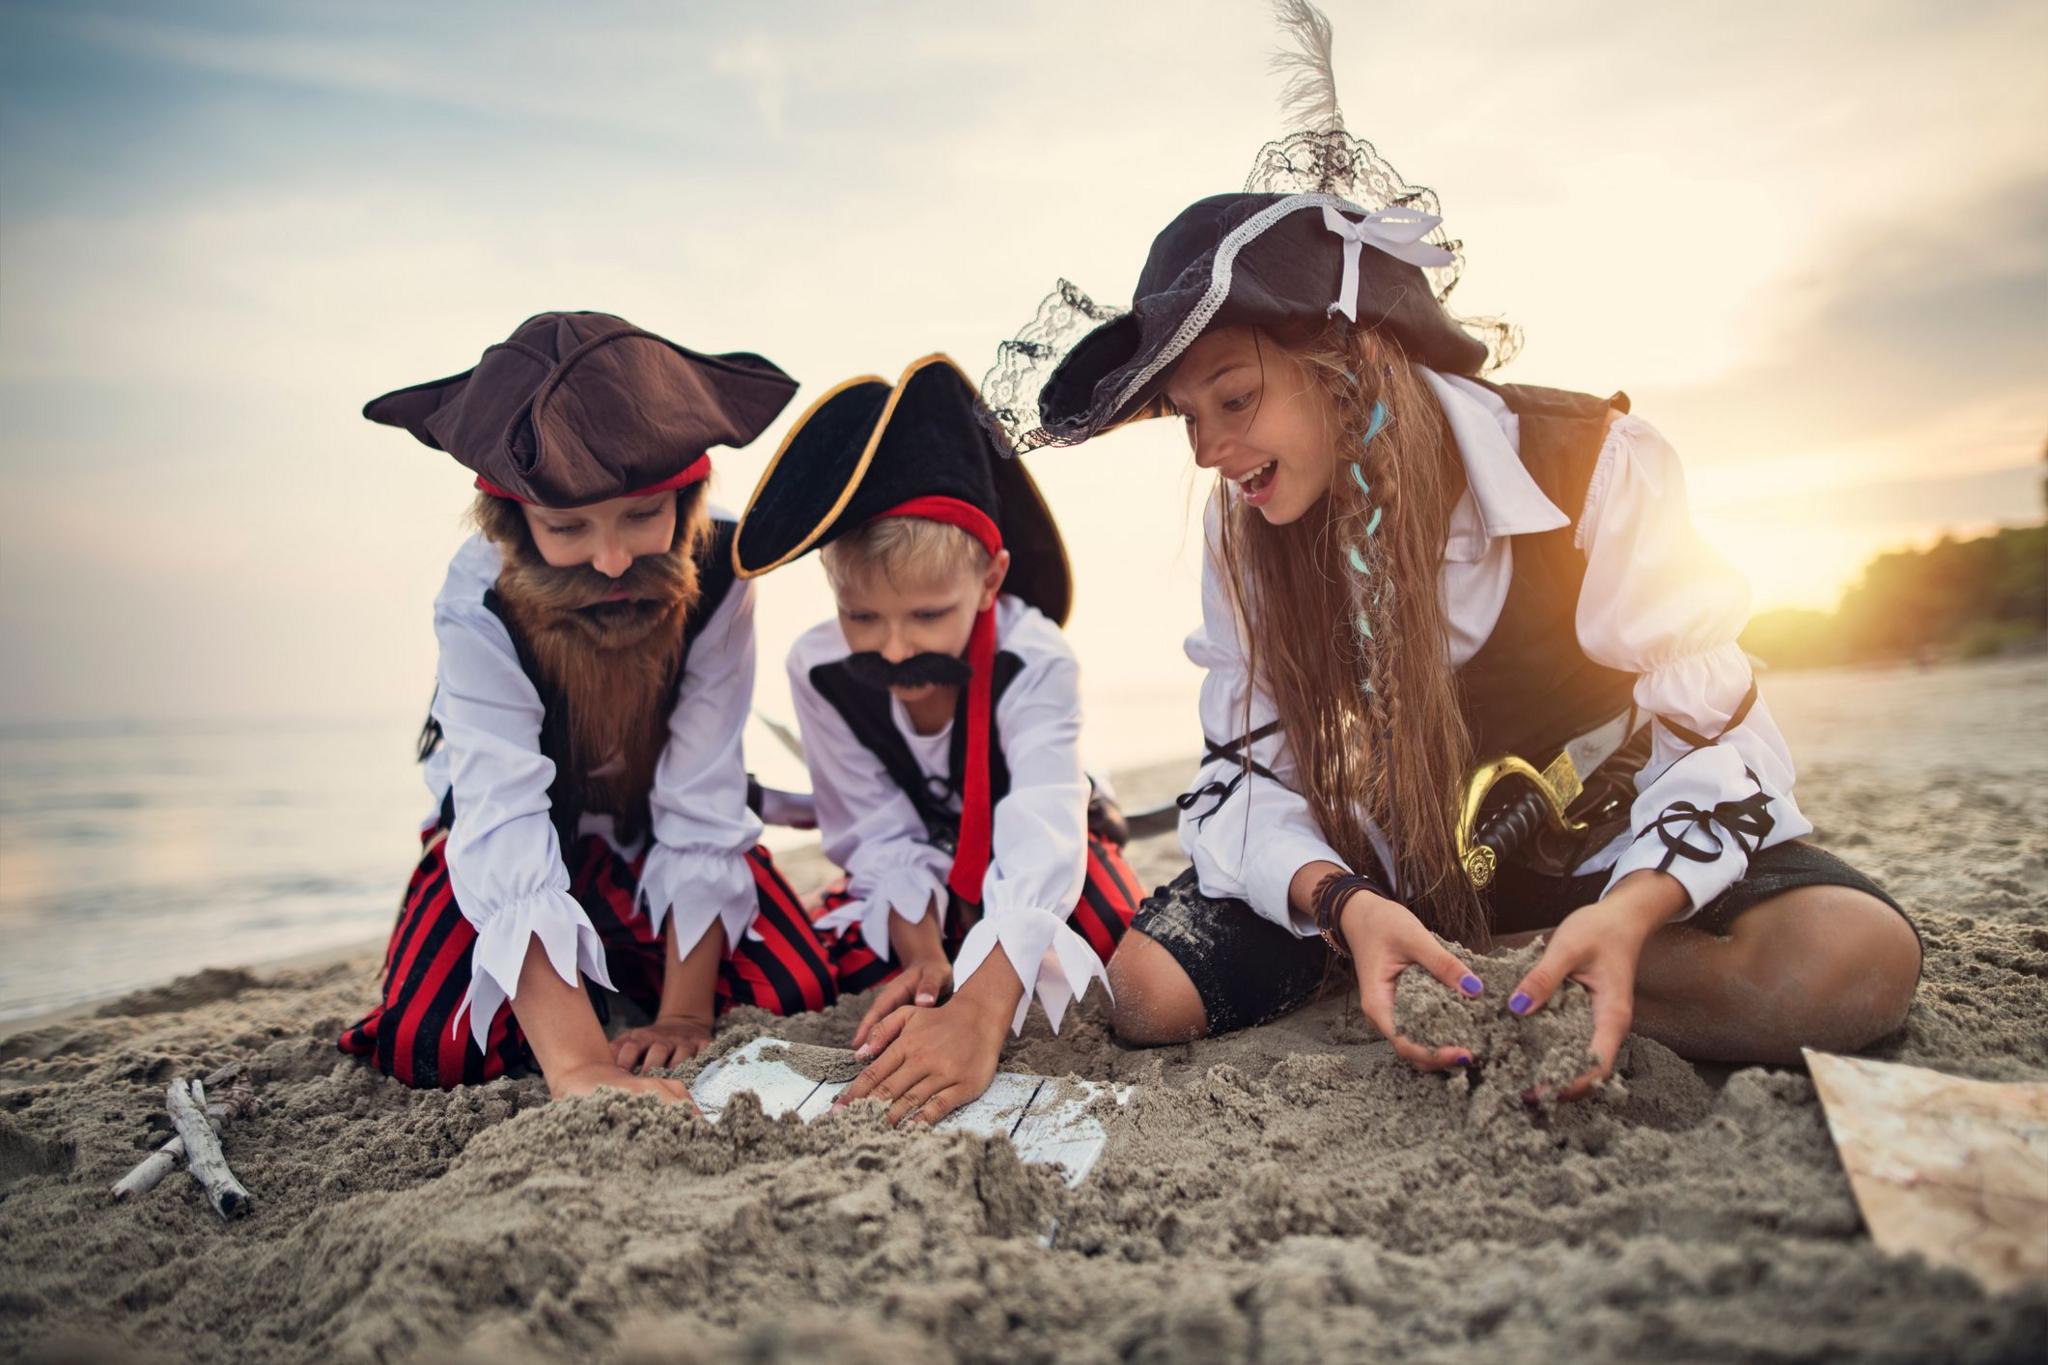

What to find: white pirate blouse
left=422, top=515, right=765, bottom=1051
left=787, top=594, right=1107, bottom=1032
left=1182, top=369, right=1811, bottom=933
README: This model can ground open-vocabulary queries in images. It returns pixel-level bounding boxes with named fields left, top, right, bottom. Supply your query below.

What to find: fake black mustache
left=842, top=651, right=974, bottom=690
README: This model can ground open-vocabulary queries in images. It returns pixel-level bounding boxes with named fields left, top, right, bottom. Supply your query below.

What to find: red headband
left=473, top=452, right=711, bottom=504
left=878, top=495, right=1002, bottom=559
left=875, top=495, right=1004, bottom=906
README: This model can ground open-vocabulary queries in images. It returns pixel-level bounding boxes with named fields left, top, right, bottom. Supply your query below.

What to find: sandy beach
left=2, top=657, right=2043, bottom=1362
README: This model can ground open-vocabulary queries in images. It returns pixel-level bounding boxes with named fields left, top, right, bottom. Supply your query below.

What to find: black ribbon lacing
left=1656, top=677, right=1759, bottom=751
left=1176, top=721, right=1286, bottom=825
left=1648, top=781, right=1775, bottom=873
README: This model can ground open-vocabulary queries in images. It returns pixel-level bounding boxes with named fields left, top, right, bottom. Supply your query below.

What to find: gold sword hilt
left=1456, top=751, right=1588, bottom=889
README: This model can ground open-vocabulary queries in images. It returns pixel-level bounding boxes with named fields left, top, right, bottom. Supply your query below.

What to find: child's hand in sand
left=1340, top=890, right=1484, bottom=1072
left=850, top=908, right=954, bottom=1054
left=547, top=1059, right=699, bottom=1110
left=610, top=1015, right=715, bottom=1073
left=1509, top=870, right=1687, bottom=1101
left=836, top=952, right=1022, bottom=1126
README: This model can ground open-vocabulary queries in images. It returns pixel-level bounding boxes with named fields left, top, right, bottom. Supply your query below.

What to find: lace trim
left=980, top=279, right=1128, bottom=453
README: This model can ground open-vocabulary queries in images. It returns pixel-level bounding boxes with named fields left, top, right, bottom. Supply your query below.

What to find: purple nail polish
left=1509, top=992, right=1532, bottom=1015
left=1456, top=1052, right=1473, bottom=1066
left=1459, top=974, right=1483, bottom=997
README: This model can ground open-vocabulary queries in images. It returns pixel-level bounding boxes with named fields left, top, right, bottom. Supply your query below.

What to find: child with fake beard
left=731, top=355, right=1144, bottom=1125
left=339, top=312, right=839, bottom=1099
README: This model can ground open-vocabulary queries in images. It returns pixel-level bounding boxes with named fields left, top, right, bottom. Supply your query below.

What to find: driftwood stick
left=108, top=1062, right=252, bottom=1203
left=165, top=1076, right=254, bottom=1219
left=111, top=1110, right=222, bottom=1202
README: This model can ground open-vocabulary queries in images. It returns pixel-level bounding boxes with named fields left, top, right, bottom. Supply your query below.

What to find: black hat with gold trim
left=732, top=353, right=1071, bottom=625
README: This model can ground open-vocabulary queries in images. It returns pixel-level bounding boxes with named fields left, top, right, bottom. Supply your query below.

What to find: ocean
left=0, top=685, right=1200, bottom=1024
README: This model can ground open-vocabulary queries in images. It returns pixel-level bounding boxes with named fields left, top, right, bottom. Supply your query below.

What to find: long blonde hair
left=1211, top=321, right=1484, bottom=944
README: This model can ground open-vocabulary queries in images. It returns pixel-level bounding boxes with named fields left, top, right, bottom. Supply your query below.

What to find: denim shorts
left=1128, top=840, right=1910, bottom=1037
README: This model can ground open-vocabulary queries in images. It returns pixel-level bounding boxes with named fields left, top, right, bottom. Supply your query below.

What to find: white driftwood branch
left=165, top=1074, right=254, bottom=1218
left=110, top=1111, right=221, bottom=1202
left=109, top=1062, right=250, bottom=1203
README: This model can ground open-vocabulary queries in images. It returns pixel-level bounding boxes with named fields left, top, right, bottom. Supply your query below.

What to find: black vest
left=806, top=649, right=1027, bottom=851
left=1455, top=383, right=1638, bottom=761
left=420, top=518, right=740, bottom=847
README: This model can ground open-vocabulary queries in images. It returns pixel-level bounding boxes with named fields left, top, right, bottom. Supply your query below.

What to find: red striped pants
left=339, top=826, right=836, bottom=1089
left=824, top=833, right=1144, bottom=995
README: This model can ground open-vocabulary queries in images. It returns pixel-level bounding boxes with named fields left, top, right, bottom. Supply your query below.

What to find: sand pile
left=2, top=659, right=2046, bottom=1361
left=1395, top=939, right=1596, bottom=1122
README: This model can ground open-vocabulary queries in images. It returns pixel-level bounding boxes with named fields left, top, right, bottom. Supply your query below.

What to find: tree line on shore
left=1742, top=520, right=2047, bottom=670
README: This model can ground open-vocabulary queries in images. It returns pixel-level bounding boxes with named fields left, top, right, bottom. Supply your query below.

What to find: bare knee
left=1107, top=932, right=1209, bottom=1046
left=1733, top=887, right=1921, bottom=1052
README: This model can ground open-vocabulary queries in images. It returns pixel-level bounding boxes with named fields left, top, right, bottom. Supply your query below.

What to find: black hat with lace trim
left=982, top=1, right=1510, bottom=452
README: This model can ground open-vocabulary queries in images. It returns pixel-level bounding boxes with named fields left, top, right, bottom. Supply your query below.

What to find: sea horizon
left=0, top=682, right=1207, bottom=1024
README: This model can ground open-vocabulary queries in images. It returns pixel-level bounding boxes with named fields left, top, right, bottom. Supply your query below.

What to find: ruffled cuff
left=636, top=842, right=759, bottom=964
left=953, top=906, right=1110, bottom=1035
left=811, top=844, right=949, bottom=961
left=457, top=888, right=614, bottom=1053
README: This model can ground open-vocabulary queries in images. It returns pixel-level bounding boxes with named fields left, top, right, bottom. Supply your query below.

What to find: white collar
left=1417, top=367, right=1569, bottom=562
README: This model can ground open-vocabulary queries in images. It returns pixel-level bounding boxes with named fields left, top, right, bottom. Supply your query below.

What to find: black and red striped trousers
left=339, top=826, right=836, bottom=1089
left=823, top=833, right=1144, bottom=994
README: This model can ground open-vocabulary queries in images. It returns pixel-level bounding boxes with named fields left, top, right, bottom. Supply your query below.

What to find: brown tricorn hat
left=362, top=311, right=799, bottom=507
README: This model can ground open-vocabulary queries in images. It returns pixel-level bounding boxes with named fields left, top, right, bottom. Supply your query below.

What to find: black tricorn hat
left=362, top=311, right=799, bottom=507
left=1034, top=192, right=1489, bottom=445
left=733, top=354, right=1072, bottom=625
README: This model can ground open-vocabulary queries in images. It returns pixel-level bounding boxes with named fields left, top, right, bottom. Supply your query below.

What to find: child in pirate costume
left=732, top=354, right=1143, bottom=1125
left=983, top=2, right=1920, bottom=1096
left=339, top=311, right=838, bottom=1097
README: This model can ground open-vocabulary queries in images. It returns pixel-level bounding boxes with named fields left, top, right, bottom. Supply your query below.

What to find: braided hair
left=1212, top=320, right=1484, bottom=945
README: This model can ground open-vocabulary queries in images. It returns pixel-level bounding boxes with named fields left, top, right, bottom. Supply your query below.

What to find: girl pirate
left=732, top=354, right=1143, bottom=1124
left=340, top=311, right=838, bottom=1097
left=984, top=3, right=1920, bottom=1094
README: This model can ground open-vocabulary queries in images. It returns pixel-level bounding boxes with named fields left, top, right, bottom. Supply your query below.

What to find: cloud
left=1629, top=171, right=2048, bottom=503
left=4, top=0, right=2046, bottom=717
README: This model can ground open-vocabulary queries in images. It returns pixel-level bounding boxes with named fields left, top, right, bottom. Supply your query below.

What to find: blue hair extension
left=1363, top=398, right=1390, bottom=444
left=1345, top=543, right=1371, bottom=575
left=1364, top=506, right=1384, bottom=538
left=1354, top=610, right=1373, bottom=640
left=1349, top=463, right=1371, bottom=497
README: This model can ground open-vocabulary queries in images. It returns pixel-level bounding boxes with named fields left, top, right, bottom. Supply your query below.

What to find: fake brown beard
left=483, top=497, right=706, bottom=831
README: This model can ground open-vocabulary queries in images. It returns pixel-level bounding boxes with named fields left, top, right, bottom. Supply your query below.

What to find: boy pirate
left=340, top=311, right=837, bottom=1097
left=732, top=354, right=1143, bottom=1124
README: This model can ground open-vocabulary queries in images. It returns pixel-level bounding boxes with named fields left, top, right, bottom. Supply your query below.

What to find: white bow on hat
left=1320, top=204, right=1456, bottom=322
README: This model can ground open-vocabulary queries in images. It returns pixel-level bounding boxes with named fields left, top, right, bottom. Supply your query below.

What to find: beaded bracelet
left=1311, top=871, right=1391, bottom=959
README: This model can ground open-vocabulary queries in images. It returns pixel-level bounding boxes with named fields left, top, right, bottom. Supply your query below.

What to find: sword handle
left=1470, top=789, right=1551, bottom=884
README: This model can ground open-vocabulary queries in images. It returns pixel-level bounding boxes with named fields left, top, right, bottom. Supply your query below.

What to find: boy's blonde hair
left=821, top=515, right=990, bottom=597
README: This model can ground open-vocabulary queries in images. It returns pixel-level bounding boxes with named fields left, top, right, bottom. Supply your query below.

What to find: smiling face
left=1162, top=326, right=1339, bottom=526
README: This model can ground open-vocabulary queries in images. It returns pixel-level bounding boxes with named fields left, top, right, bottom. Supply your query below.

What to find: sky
left=1, top=0, right=2042, bottom=738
